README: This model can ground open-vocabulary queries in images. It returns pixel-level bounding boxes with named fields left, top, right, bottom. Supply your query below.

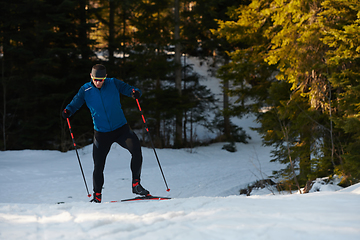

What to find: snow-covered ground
left=1, top=114, right=360, bottom=239
left=1, top=57, right=360, bottom=239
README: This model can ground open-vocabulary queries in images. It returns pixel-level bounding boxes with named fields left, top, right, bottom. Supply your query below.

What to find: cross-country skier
left=62, top=64, right=149, bottom=203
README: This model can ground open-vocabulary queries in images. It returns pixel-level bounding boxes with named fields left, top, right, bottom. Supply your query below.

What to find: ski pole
left=66, top=118, right=92, bottom=198
left=133, top=90, right=170, bottom=192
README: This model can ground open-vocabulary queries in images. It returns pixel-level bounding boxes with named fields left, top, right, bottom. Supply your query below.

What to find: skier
left=62, top=64, right=149, bottom=203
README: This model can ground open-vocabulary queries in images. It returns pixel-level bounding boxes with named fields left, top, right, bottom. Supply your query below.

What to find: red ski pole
left=66, top=118, right=92, bottom=198
left=133, top=90, right=170, bottom=192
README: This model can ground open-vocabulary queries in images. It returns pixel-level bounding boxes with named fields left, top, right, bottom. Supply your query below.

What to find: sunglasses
left=92, top=77, right=106, bottom=82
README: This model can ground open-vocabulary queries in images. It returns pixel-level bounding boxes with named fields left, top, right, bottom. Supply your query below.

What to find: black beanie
left=91, top=64, right=106, bottom=78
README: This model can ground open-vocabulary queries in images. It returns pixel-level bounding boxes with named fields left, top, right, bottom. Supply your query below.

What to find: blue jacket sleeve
left=113, top=78, right=142, bottom=98
left=65, top=86, right=86, bottom=116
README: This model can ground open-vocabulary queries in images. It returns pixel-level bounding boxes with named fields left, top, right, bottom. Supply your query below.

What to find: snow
left=1, top=116, right=360, bottom=239
left=1, top=57, right=360, bottom=239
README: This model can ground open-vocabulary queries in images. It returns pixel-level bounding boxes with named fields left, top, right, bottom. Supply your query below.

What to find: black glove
left=132, top=90, right=141, bottom=99
left=62, top=109, right=71, bottom=119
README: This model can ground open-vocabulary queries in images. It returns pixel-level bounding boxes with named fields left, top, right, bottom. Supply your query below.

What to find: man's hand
left=62, top=109, right=71, bottom=119
left=132, top=90, right=141, bottom=100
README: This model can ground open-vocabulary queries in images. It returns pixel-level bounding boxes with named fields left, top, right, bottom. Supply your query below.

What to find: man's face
left=91, top=74, right=106, bottom=89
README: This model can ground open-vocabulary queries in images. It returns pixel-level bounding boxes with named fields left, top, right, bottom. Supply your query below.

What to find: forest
left=1, top=0, right=360, bottom=188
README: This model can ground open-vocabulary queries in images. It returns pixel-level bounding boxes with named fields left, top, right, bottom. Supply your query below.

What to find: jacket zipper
left=99, top=88, right=112, bottom=131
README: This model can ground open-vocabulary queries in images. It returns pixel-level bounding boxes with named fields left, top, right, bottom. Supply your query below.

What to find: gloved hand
left=132, top=90, right=141, bottom=99
left=62, top=109, right=71, bottom=119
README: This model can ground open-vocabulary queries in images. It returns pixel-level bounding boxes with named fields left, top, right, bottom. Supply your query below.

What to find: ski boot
left=132, top=179, right=150, bottom=196
left=90, top=192, right=102, bottom=203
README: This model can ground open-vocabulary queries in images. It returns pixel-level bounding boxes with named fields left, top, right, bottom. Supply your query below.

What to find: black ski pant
left=92, top=124, right=142, bottom=193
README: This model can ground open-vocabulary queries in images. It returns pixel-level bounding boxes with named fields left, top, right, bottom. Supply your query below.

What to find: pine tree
left=120, top=0, right=177, bottom=147
left=1, top=0, right=94, bottom=150
left=319, top=0, right=360, bottom=183
left=183, top=0, right=252, bottom=142
left=214, top=0, right=277, bottom=138
left=214, top=0, right=360, bottom=186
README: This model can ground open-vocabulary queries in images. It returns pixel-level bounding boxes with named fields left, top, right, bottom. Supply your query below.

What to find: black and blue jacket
left=65, top=78, right=141, bottom=133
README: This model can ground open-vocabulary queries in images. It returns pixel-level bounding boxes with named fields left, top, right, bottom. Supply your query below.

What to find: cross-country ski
left=56, top=195, right=171, bottom=204
left=119, top=195, right=171, bottom=202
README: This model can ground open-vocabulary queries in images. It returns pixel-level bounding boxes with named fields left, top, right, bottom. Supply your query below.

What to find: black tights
left=92, top=124, right=142, bottom=193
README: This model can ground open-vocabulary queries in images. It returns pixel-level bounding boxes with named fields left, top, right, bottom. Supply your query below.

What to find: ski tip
left=166, top=188, right=170, bottom=192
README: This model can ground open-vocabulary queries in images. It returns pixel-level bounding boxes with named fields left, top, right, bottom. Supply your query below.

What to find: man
left=62, top=64, right=149, bottom=203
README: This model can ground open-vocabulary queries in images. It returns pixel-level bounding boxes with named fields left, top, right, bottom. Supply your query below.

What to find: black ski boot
left=90, top=192, right=102, bottom=203
left=132, top=179, right=150, bottom=196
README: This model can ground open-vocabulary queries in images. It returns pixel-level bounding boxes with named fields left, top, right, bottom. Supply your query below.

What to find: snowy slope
left=1, top=115, right=360, bottom=240
left=1, top=57, right=360, bottom=239
left=0, top=115, right=275, bottom=204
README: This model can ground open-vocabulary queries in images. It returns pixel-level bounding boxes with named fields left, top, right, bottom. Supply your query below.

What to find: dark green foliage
left=1, top=0, right=94, bottom=150
left=0, top=0, right=255, bottom=151
left=214, top=0, right=360, bottom=185
left=210, top=111, right=251, bottom=144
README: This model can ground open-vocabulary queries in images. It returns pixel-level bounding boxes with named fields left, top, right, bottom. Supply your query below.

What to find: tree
left=121, top=0, right=177, bottom=147
left=174, top=0, right=182, bottom=147
left=214, top=0, right=276, bottom=139
left=319, top=0, right=360, bottom=183
left=183, top=0, right=251, bottom=142
left=0, top=0, right=94, bottom=150
left=214, top=0, right=360, bottom=187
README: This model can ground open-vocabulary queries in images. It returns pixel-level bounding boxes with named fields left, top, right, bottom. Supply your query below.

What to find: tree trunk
left=1, top=47, right=6, bottom=150
left=108, top=0, right=115, bottom=65
left=299, top=131, right=311, bottom=184
left=174, top=0, right=182, bottom=147
left=223, top=78, right=230, bottom=139
left=79, top=0, right=89, bottom=60
left=223, top=57, right=230, bottom=140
